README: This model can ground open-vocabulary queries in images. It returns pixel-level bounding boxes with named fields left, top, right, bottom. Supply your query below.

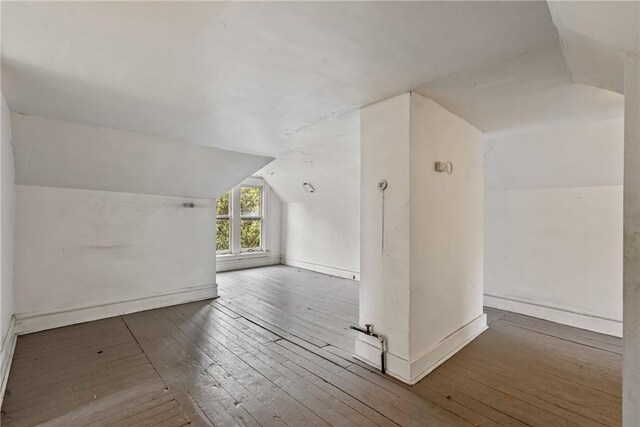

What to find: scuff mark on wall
left=88, top=243, right=136, bottom=249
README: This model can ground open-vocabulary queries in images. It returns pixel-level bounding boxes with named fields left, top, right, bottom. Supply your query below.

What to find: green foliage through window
left=216, top=192, right=230, bottom=253
left=240, top=187, right=261, bottom=216
left=241, top=219, right=261, bottom=251
left=240, top=186, right=261, bottom=251
left=216, top=186, right=263, bottom=253
left=216, top=219, right=230, bottom=252
left=217, top=192, right=229, bottom=216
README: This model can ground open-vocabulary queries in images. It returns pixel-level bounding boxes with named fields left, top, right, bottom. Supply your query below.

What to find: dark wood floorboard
left=1, top=316, right=199, bottom=427
left=1, top=265, right=622, bottom=426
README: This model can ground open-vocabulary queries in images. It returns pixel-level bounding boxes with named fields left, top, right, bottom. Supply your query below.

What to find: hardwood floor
left=2, top=265, right=622, bottom=426
left=1, top=316, right=193, bottom=427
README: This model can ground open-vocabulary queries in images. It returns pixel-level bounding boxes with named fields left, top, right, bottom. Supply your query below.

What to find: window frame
left=215, top=192, right=232, bottom=255
left=216, top=177, right=267, bottom=257
left=238, top=184, right=264, bottom=253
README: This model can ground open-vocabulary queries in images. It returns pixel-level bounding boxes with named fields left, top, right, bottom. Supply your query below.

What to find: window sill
left=217, top=251, right=271, bottom=262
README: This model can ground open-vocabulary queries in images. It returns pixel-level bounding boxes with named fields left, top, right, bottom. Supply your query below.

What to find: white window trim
left=215, top=192, right=232, bottom=255
left=217, top=177, right=270, bottom=260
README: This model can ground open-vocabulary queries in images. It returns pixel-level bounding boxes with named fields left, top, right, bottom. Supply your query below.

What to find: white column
left=624, top=53, right=640, bottom=426
left=358, top=93, right=412, bottom=380
left=358, top=92, right=486, bottom=384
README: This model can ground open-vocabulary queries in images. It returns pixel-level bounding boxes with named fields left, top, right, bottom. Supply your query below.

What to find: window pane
left=216, top=219, right=230, bottom=252
left=240, top=187, right=261, bottom=217
left=240, top=219, right=261, bottom=251
left=216, top=192, right=230, bottom=217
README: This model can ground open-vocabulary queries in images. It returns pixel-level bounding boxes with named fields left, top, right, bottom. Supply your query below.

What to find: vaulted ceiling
left=2, top=1, right=637, bottom=202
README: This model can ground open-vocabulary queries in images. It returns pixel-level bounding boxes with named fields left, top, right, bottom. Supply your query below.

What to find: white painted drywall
left=409, top=94, right=485, bottom=361
left=485, top=119, right=624, bottom=191
left=259, top=108, right=361, bottom=279
left=484, top=118, right=624, bottom=336
left=0, top=94, right=16, bottom=391
left=14, top=185, right=217, bottom=333
left=11, top=114, right=272, bottom=199
left=8, top=114, right=266, bottom=333
left=281, top=197, right=360, bottom=279
left=358, top=93, right=485, bottom=384
left=360, top=93, right=412, bottom=366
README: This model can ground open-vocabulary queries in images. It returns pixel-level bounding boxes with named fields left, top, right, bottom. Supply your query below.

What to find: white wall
left=14, top=185, right=217, bottom=334
left=0, top=94, right=16, bottom=398
left=360, top=93, right=412, bottom=365
left=484, top=118, right=623, bottom=336
left=358, top=93, right=485, bottom=384
left=281, top=198, right=360, bottom=279
left=9, top=114, right=271, bottom=333
left=409, top=94, right=485, bottom=362
left=265, top=185, right=283, bottom=262
left=260, top=109, right=361, bottom=279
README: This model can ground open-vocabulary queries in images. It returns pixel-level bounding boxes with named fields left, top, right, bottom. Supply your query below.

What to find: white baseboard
left=217, top=255, right=281, bottom=272
left=282, top=257, right=360, bottom=281
left=15, top=283, right=218, bottom=335
left=354, top=313, right=487, bottom=385
left=484, top=293, right=622, bottom=337
left=354, top=340, right=413, bottom=383
left=409, top=314, right=487, bottom=384
left=0, top=316, right=17, bottom=407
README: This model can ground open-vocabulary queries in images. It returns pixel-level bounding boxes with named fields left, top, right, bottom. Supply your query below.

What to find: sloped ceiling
left=2, top=1, right=637, bottom=202
left=2, top=1, right=558, bottom=157
left=547, top=0, right=639, bottom=94
left=11, top=113, right=272, bottom=199
left=416, top=40, right=623, bottom=139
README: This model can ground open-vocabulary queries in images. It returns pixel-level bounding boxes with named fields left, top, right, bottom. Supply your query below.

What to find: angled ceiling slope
left=4, top=2, right=634, bottom=203
left=547, top=0, right=640, bottom=94
left=1, top=1, right=566, bottom=203
left=11, top=113, right=272, bottom=199
left=416, top=40, right=623, bottom=138
left=2, top=1, right=558, bottom=159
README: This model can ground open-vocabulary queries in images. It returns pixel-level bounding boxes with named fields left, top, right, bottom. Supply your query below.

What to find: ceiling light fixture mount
left=302, top=182, right=315, bottom=193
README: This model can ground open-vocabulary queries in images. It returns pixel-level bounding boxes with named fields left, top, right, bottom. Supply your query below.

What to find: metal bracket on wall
left=434, top=161, right=453, bottom=174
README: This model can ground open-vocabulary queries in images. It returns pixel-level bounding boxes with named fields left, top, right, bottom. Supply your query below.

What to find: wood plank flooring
left=2, top=265, right=622, bottom=426
left=1, top=316, right=195, bottom=427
